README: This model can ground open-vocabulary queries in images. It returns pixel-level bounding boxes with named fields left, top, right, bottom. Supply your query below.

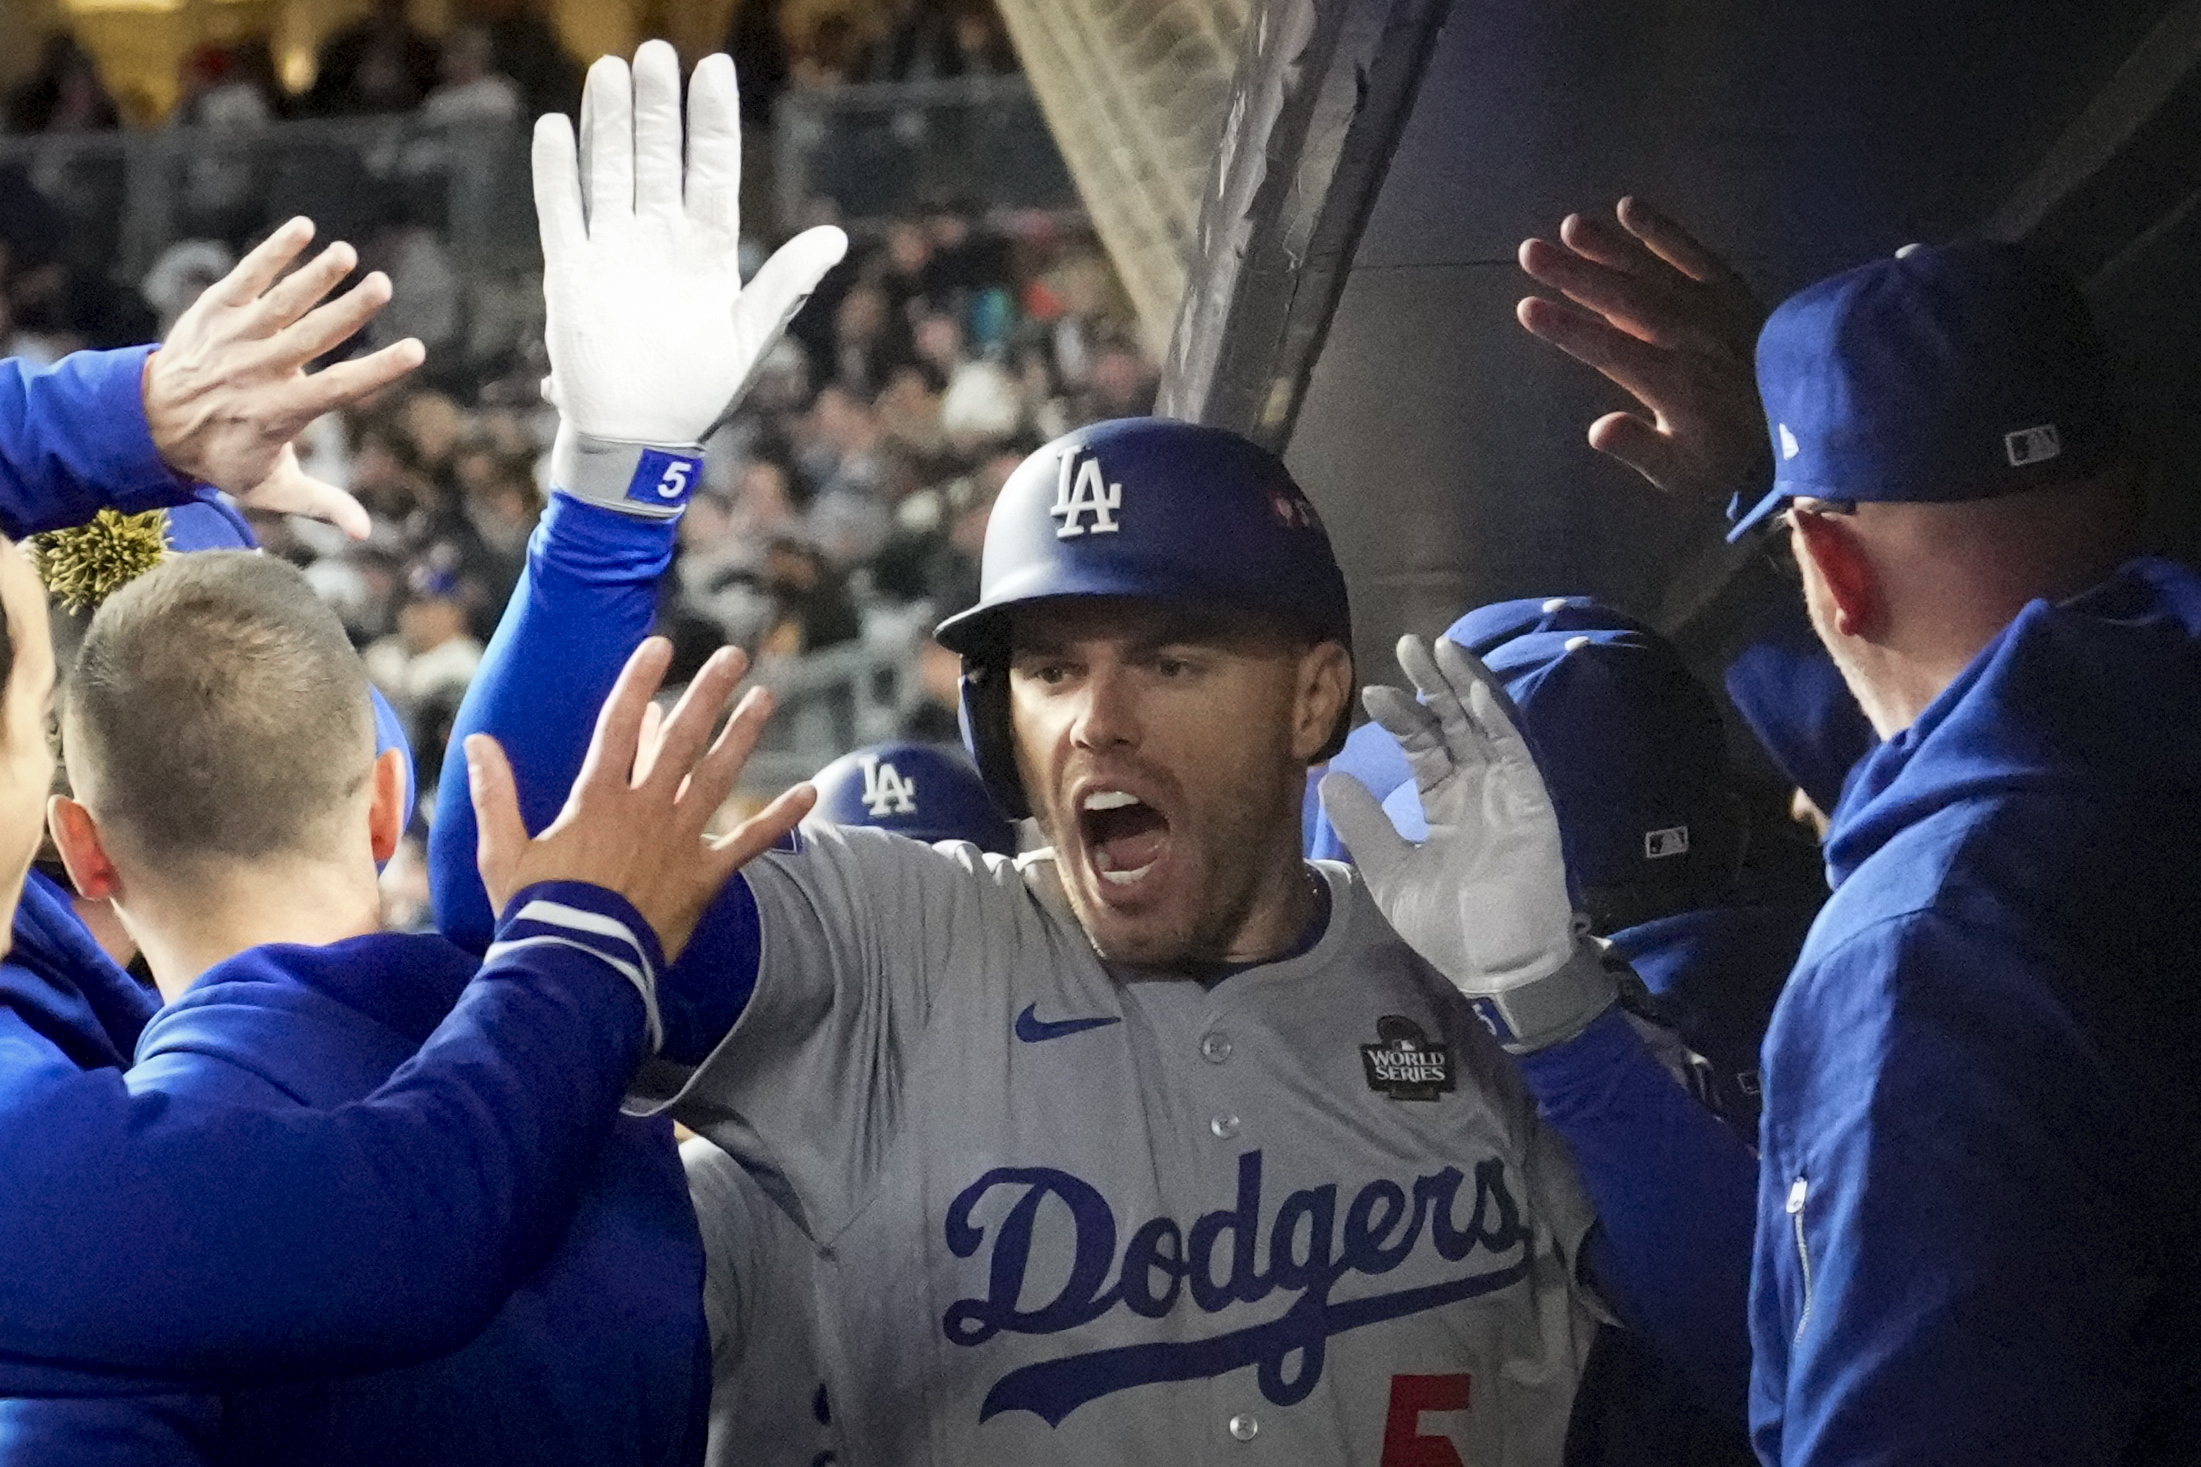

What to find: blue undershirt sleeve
left=0, top=348, right=203, bottom=537
left=428, top=492, right=762, bottom=1060
left=1514, top=1004, right=1758, bottom=1425
left=0, top=884, right=653, bottom=1385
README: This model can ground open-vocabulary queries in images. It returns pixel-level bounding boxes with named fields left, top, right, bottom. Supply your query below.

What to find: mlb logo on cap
left=2005, top=423, right=2061, bottom=468
left=1731, top=240, right=2125, bottom=540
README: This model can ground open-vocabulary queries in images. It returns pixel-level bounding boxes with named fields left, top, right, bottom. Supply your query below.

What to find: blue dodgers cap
left=810, top=741, right=1016, bottom=854
left=1732, top=240, right=2125, bottom=540
left=1442, top=595, right=1656, bottom=658
left=1383, top=629, right=1731, bottom=893
left=1722, top=603, right=1876, bottom=816
left=165, top=492, right=258, bottom=554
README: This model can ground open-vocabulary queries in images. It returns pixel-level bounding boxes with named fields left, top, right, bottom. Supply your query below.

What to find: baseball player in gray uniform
left=435, top=43, right=1634, bottom=1465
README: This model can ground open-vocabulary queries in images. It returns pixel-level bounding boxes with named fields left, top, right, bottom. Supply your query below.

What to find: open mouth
left=1077, top=788, right=1171, bottom=886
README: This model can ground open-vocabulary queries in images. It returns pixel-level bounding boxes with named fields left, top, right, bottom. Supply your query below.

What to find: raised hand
left=1321, top=635, right=1612, bottom=1054
left=1516, top=197, right=1769, bottom=503
left=465, top=638, right=815, bottom=963
left=534, top=41, right=846, bottom=511
left=142, top=217, right=421, bottom=538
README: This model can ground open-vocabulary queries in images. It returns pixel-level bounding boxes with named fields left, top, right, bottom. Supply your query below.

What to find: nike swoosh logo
left=1015, top=1004, right=1122, bottom=1043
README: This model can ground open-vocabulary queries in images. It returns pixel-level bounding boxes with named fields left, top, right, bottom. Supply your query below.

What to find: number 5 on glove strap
left=550, top=428, right=705, bottom=520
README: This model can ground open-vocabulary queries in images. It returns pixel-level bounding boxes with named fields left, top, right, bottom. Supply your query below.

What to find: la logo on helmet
left=860, top=755, right=919, bottom=817
left=1050, top=450, right=1122, bottom=539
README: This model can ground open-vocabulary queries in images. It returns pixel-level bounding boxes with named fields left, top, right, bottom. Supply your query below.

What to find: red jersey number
left=1382, top=1372, right=1472, bottom=1467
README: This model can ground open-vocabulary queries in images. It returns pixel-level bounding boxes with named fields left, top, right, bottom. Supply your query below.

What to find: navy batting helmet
left=810, top=741, right=1017, bottom=854
left=933, top=418, right=1353, bottom=818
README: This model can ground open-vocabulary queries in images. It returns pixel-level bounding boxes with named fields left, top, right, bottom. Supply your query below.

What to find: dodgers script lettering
left=942, top=1151, right=1533, bottom=1426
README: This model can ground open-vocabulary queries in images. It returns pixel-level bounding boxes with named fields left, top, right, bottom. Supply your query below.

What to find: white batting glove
left=533, top=42, right=847, bottom=518
left=1320, top=634, right=1616, bottom=1053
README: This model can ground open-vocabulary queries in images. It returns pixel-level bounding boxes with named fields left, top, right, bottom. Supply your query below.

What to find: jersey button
left=1228, top=1413, right=1259, bottom=1442
left=1210, top=1114, right=1241, bottom=1140
left=1201, top=1031, right=1233, bottom=1064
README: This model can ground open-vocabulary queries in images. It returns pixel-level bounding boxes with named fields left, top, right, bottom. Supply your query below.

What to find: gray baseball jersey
left=640, top=823, right=1599, bottom=1465
left=682, top=1136, right=841, bottom=1467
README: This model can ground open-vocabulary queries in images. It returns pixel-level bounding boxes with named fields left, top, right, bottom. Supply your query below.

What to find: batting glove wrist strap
left=549, top=424, right=704, bottom=520
left=1462, top=937, right=1620, bottom=1055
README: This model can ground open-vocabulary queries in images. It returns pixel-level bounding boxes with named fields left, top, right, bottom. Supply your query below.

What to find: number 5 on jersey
left=1383, top=1373, right=1472, bottom=1467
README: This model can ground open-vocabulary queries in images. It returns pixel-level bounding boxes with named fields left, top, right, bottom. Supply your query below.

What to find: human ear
left=368, top=747, right=408, bottom=865
left=1292, top=641, right=1355, bottom=763
left=1790, top=509, right=1881, bottom=640
left=48, top=794, right=120, bottom=903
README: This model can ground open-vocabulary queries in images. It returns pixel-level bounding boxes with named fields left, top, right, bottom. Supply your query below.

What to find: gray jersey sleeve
left=638, top=822, right=1031, bottom=1236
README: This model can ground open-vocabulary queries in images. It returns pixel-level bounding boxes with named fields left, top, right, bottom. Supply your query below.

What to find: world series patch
left=1359, top=1015, right=1455, bottom=1102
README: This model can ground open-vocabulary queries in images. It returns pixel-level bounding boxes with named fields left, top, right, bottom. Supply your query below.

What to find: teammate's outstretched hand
left=533, top=41, right=845, bottom=508
left=1321, top=635, right=1612, bottom=1053
left=143, top=217, right=421, bottom=538
left=1516, top=197, right=1768, bottom=502
left=466, top=638, right=815, bottom=963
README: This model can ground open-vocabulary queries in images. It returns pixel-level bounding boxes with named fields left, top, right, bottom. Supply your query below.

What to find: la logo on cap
left=1051, top=449, right=1122, bottom=539
left=859, top=755, right=918, bottom=816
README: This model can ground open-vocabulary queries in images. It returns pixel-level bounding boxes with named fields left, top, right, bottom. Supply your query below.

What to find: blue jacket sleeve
left=430, top=494, right=758, bottom=1061
left=1514, top=1004, right=1759, bottom=1424
left=1751, top=914, right=2147, bottom=1466
left=0, top=348, right=203, bottom=537
left=0, top=884, right=652, bottom=1386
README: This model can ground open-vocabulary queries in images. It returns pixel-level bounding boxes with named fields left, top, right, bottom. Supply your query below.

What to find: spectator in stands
left=305, top=0, right=441, bottom=116
left=5, top=35, right=120, bottom=135
left=447, top=458, right=537, bottom=639
left=790, top=11, right=869, bottom=88
left=475, top=0, right=583, bottom=119
left=725, top=0, right=792, bottom=128
left=360, top=199, right=462, bottom=362
left=141, top=242, right=235, bottom=339
left=758, top=534, right=859, bottom=656
left=365, top=548, right=483, bottom=751
left=421, top=25, right=523, bottom=126
left=864, top=0, right=1018, bottom=81
left=802, top=385, right=891, bottom=568
left=829, top=279, right=912, bottom=397
left=174, top=45, right=267, bottom=128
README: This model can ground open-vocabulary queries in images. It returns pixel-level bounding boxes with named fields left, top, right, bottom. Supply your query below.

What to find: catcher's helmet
left=933, top=418, right=1352, bottom=817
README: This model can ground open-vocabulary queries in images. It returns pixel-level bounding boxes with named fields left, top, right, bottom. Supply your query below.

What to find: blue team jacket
left=0, top=350, right=654, bottom=1399
left=72, top=933, right=706, bottom=1467
left=1752, top=556, right=2201, bottom=1465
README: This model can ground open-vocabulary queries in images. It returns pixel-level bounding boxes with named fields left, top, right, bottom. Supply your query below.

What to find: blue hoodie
left=0, top=931, right=709, bottom=1467
left=1751, top=556, right=2201, bottom=1465
left=0, top=348, right=660, bottom=1400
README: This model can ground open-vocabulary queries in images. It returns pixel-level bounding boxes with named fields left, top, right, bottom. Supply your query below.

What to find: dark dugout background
left=1158, top=0, right=2201, bottom=695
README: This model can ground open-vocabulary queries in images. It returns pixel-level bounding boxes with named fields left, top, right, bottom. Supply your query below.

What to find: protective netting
left=992, top=0, right=1250, bottom=355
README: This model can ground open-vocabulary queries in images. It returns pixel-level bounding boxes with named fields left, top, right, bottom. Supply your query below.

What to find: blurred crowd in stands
left=0, top=0, right=1108, bottom=826
left=4, top=0, right=1018, bottom=137
left=258, top=202, right=1152, bottom=804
